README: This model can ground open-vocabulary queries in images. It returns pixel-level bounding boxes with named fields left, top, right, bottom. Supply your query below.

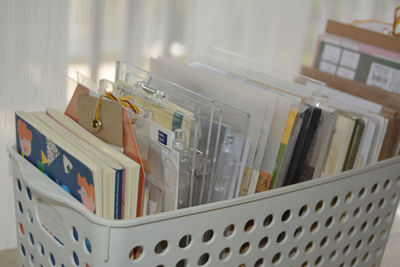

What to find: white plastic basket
left=8, top=144, right=400, bottom=267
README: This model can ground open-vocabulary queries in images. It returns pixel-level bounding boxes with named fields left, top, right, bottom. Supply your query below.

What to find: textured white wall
left=0, top=0, right=69, bottom=249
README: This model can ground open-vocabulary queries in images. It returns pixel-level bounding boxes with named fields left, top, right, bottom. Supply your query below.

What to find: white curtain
left=0, top=0, right=399, bottom=250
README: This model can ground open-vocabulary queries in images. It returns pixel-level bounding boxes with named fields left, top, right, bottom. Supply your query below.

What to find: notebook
left=15, top=111, right=104, bottom=217
left=46, top=108, right=141, bottom=219
left=31, top=112, right=124, bottom=220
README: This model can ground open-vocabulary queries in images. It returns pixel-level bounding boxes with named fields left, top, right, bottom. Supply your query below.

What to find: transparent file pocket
left=107, top=63, right=250, bottom=206
left=9, top=144, right=400, bottom=267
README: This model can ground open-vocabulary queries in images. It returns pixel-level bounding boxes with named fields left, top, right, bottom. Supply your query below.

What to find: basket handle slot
left=37, top=201, right=67, bottom=246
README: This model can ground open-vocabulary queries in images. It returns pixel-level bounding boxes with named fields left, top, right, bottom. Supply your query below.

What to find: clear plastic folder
left=102, top=68, right=250, bottom=207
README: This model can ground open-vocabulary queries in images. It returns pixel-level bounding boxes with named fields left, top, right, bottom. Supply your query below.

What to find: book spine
left=283, top=107, right=313, bottom=186
left=269, top=107, right=299, bottom=189
left=114, top=169, right=123, bottom=220
left=343, top=119, right=365, bottom=171
left=294, top=108, right=322, bottom=184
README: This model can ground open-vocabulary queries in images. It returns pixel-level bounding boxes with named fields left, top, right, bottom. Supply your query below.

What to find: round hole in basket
left=30, top=254, right=35, bottom=264
left=223, top=224, right=235, bottom=238
left=385, top=212, right=392, bottom=222
left=263, top=214, right=273, bottom=227
left=353, top=207, right=361, bottom=218
left=363, top=252, right=370, bottom=262
left=49, top=253, right=56, bottom=266
left=72, top=251, right=79, bottom=266
left=271, top=252, right=281, bottom=265
left=85, top=237, right=92, bottom=253
left=294, top=226, right=303, bottom=239
left=198, top=253, right=209, bottom=266
left=320, top=236, right=328, bottom=248
left=26, top=187, right=32, bottom=200
left=18, top=201, right=23, bottom=214
left=325, top=216, right=334, bottom=228
left=371, top=183, right=378, bottom=194
left=276, top=231, right=286, bottom=243
left=202, top=229, right=214, bottom=243
left=345, top=191, right=353, bottom=203
left=39, top=243, right=45, bottom=256
left=329, top=250, right=337, bottom=261
left=355, top=239, right=363, bottom=250
left=29, top=232, right=35, bottom=246
left=288, top=247, right=298, bottom=259
left=178, top=235, right=192, bottom=248
left=384, top=179, right=390, bottom=190
left=129, top=246, right=143, bottom=261
left=19, top=223, right=24, bottom=236
left=366, top=202, right=373, bottom=213
left=258, top=236, right=269, bottom=249
left=61, top=264, right=65, bottom=267
left=391, top=193, right=397, bottom=204
left=348, top=226, right=356, bottom=237
left=175, top=258, right=187, bottom=267
left=368, top=234, right=375, bottom=244
left=239, top=242, right=250, bottom=254
left=281, top=209, right=291, bottom=222
left=298, top=205, right=308, bottom=217
left=72, top=227, right=79, bottom=242
left=254, top=258, right=264, bottom=267
left=305, top=242, right=313, bottom=253
left=310, top=221, right=319, bottom=233
left=156, top=265, right=164, bottom=267
left=361, top=221, right=368, bottom=231
left=350, top=257, right=358, bottom=266
left=20, top=244, right=26, bottom=257
left=154, top=240, right=168, bottom=254
left=244, top=219, right=255, bottom=232
left=238, top=264, right=246, bottom=267
left=315, top=200, right=324, bottom=212
left=85, top=263, right=90, bottom=267
left=339, top=212, right=348, bottom=223
left=219, top=247, right=230, bottom=261
left=17, top=178, right=22, bottom=191
left=343, top=244, right=350, bottom=255
left=378, top=198, right=385, bottom=209
left=301, top=261, right=309, bottom=267
left=330, top=196, right=338, bottom=207
left=334, top=231, right=342, bottom=242
left=373, top=216, right=380, bottom=227
left=315, top=255, right=323, bottom=266
left=358, top=187, right=366, bottom=198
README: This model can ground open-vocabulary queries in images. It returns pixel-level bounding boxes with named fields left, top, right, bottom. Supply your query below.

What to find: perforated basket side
left=106, top=157, right=400, bottom=267
left=9, top=144, right=400, bottom=267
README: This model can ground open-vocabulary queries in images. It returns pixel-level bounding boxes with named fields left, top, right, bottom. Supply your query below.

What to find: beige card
left=78, top=94, right=123, bottom=147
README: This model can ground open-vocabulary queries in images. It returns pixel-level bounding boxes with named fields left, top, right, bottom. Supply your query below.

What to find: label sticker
left=158, top=130, right=168, bottom=146
left=149, top=122, right=174, bottom=149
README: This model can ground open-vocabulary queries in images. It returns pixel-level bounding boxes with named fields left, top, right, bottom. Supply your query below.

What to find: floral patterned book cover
left=15, top=112, right=98, bottom=215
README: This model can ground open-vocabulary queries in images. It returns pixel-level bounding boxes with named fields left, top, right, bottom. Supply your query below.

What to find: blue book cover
left=15, top=113, right=97, bottom=214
